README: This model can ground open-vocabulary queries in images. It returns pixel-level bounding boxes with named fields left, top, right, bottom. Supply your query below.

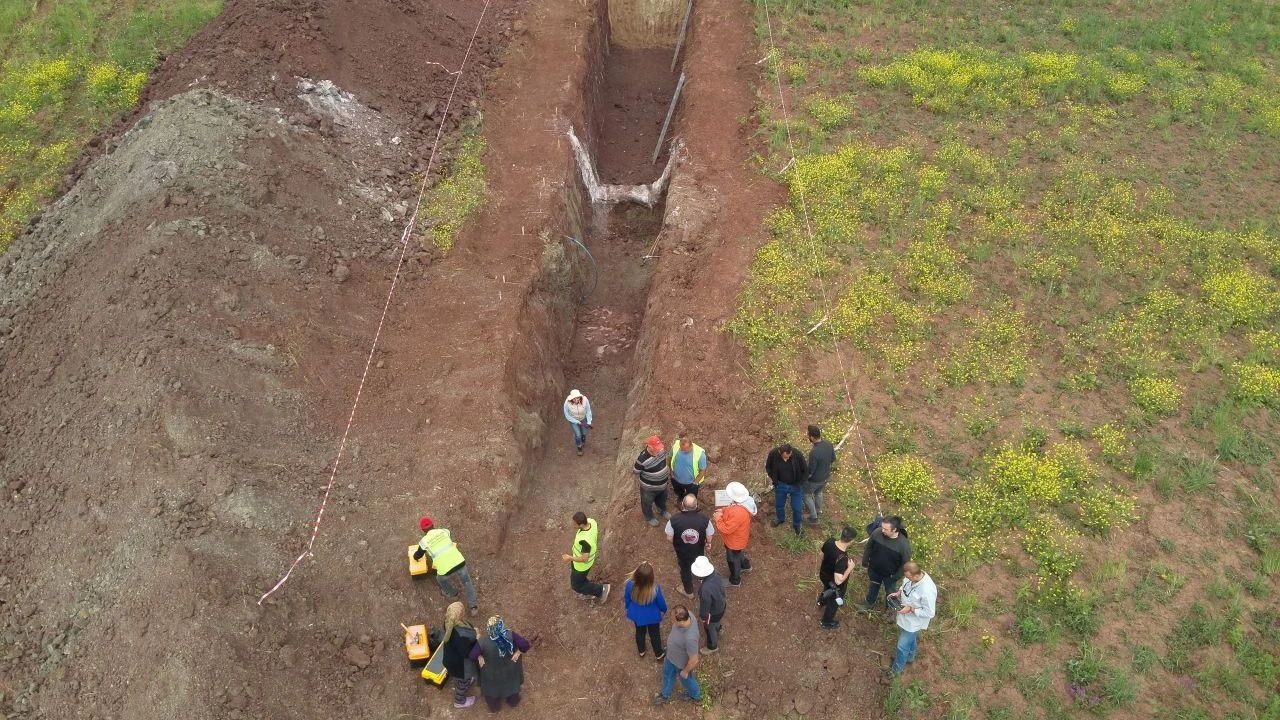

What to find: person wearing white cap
left=691, top=555, right=727, bottom=653
left=713, top=482, right=756, bottom=587
left=562, top=389, right=593, bottom=456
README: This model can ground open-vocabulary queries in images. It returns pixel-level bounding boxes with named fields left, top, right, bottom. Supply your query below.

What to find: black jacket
left=764, top=447, right=808, bottom=488
left=862, top=527, right=911, bottom=578
left=669, top=510, right=711, bottom=560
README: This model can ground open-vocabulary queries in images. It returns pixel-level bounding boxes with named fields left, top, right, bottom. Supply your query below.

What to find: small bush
left=421, top=133, right=487, bottom=251
left=806, top=95, right=853, bottom=130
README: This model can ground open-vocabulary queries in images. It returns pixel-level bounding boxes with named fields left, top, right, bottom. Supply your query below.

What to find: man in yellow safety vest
left=414, top=516, right=479, bottom=615
left=669, top=436, right=707, bottom=501
left=561, top=511, right=610, bottom=602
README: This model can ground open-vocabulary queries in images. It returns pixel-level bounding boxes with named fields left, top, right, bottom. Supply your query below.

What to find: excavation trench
left=484, top=0, right=685, bottom=690
left=499, top=3, right=684, bottom=546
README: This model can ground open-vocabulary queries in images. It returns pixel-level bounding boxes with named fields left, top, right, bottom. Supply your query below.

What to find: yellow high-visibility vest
left=419, top=528, right=465, bottom=575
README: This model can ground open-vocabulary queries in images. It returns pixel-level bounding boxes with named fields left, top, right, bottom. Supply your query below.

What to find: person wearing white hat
left=713, top=482, right=756, bottom=587
left=562, top=389, right=593, bottom=456
left=691, top=555, right=727, bottom=653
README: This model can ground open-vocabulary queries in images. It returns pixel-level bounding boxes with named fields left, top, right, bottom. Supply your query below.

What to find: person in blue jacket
left=623, top=561, right=667, bottom=659
left=563, top=389, right=593, bottom=456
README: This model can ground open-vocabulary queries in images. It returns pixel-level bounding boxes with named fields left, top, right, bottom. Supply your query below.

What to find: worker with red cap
left=633, top=435, right=673, bottom=527
left=414, top=516, right=479, bottom=615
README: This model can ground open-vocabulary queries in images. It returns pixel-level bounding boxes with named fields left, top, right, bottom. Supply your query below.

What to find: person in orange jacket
left=713, top=482, right=756, bottom=587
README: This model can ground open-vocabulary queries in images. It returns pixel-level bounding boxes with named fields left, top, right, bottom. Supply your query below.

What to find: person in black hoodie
left=764, top=443, right=808, bottom=535
left=859, top=515, right=911, bottom=611
left=441, top=602, right=479, bottom=709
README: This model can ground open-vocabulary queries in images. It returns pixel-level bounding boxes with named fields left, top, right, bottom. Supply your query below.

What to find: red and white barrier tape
left=258, top=0, right=493, bottom=604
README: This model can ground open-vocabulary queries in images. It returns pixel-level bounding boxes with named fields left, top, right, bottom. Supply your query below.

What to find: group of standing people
left=405, top=391, right=936, bottom=711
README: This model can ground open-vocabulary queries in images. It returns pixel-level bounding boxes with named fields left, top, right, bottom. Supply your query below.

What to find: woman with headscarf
left=441, top=602, right=479, bottom=708
left=562, top=389, right=593, bottom=456
left=467, top=616, right=531, bottom=711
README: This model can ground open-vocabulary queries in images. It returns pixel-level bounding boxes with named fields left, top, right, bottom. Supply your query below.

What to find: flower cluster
left=1022, top=514, right=1083, bottom=580
left=805, top=95, right=853, bottom=131
left=872, top=453, right=940, bottom=509
left=1077, top=485, right=1139, bottom=535
left=421, top=134, right=487, bottom=251
left=1229, top=362, right=1280, bottom=407
left=1091, top=423, right=1131, bottom=465
left=1204, top=268, right=1276, bottom=326
left=1129, top=375, right=1183, bottom=415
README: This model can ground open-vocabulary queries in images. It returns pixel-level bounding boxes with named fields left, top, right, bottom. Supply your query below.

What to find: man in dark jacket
left=765, top=443, right=808, bottom=535
left=691, top=555, right=727, bottom=653
left=859, top=515, right=911, bottom=611
left=634, top=435, right=672, bottom=527
left=665, top=494, right=715, bottom=598
left=804, top=425, right=836, bottom=525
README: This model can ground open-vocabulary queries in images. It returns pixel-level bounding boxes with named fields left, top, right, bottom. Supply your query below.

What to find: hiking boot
left=646, top=517, right=660, bottom=527
left=652, top=694, right=670, bottom=705
left=702, top=646, right=719, bottom=655
left=770, top=519, right=784, bottom=528
left=661, top=511, right=672, bottom=520
left=806, top=517, right=821, bottom=526
left=679, top=588, right=695, bottom=599
left=854, top=602, right=873, bottom=613
left=599, top=584, right=611, bottom=603
left=820, top=620, right=840, bottom=630
left=576, top=447, right=584, bottom=456
left=879, top=669, right=899, bottom=685
left=728, top=580, right=743, bottom=588
left=468, top=605, right=479, bottom=617
left=655, top=651, right=666, bottom=661
left=793, top=526, right=804, bottom=536
left=454, top=696, right=476, bottom=709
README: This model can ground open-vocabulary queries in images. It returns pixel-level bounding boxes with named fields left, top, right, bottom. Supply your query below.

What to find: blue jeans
left=865, top=569, right=898, bottom=607
left=436, top=565, right=478, bottom=609
left=774, top=483, right=804, bottom=530
left=660, top=659, right=702, bottom=701
left=570, top=422, right=588, bottom=449
left=892, top=627, right=919, bottom=673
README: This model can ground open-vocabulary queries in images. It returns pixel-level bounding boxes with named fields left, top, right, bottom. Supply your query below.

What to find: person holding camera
left=884, top=562, right=937, bottom=681
left=817, top=526, right=858, bottom=629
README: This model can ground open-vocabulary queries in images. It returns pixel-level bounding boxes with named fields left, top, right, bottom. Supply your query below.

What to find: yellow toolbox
left=420, top=636, right=448, bottom=686
left=403, top=623, right=430, bottom=667
left=408, top=544, right=431, bottom=577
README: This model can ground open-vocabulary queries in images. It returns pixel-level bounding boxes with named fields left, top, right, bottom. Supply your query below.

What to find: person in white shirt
left=886, top=562, right=937, bottom=678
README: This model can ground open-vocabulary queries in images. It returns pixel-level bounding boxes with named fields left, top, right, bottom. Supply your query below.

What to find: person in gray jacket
left=804, top=425, right=836, bottom=524
left=691, top=555, right=727, bottom=653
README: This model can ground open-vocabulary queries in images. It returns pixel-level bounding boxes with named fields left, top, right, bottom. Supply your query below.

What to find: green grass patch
left=419, top=131, right=487, bottom=252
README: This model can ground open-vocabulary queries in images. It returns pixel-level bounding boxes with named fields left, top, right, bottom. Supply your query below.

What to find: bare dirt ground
left=0, top=0, right=887, bottom=718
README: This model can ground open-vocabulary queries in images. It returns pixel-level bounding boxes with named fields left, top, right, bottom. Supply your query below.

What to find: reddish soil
left=596, top=47, right=679, bottom=184
left=0, top=0, right=889, bottom=718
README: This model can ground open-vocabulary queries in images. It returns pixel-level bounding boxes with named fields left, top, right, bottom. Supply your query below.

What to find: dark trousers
left=634, top=623, right=663, bottom=655
left=570, top=567, right=604, bottom=598
left=676, top=553, right=698, bottom=594
left=822, top=581, right=847, bottom=624
left=484, top=693, right=521, bottom=711
left=865, top=568, right=899, bottom=607
left=725, top=548, right=751, bottom=584
left=640, top=485, right=669, bottom=521
left=704, top=611, right=725, bottom=650
left=673, top=481, right=699, bottom=501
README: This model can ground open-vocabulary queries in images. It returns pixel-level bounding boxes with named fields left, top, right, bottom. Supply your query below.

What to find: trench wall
left=608, top=0, right=686, bottom=48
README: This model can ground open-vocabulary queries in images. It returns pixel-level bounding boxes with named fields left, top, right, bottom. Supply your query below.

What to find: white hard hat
left=726, top=482, right=750, bottom=504
left=691, top=555, right=715, bottom=578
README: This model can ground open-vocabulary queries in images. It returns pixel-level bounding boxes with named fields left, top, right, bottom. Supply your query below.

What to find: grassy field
left=739, top=1, right=1280, bottom=718
left=0, top=0, right=222, bottom=251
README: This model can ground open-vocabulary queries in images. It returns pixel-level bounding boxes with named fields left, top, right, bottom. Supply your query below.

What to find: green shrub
left=421, top=133, right=487, bottom=251
left=1230, top=362, right=1280, bottom=407
left=1077, top=485, right=1139, bottom=535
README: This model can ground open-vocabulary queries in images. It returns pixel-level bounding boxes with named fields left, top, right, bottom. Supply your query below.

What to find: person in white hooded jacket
left=886, top=562, right=937, bottom=679
left=562, top=389, right=593, bottom=456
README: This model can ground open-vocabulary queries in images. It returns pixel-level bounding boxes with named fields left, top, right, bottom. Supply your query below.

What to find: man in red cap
left=633, top=435, right=673, bottom=527
left=413, top=516, right=479, bottom=614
